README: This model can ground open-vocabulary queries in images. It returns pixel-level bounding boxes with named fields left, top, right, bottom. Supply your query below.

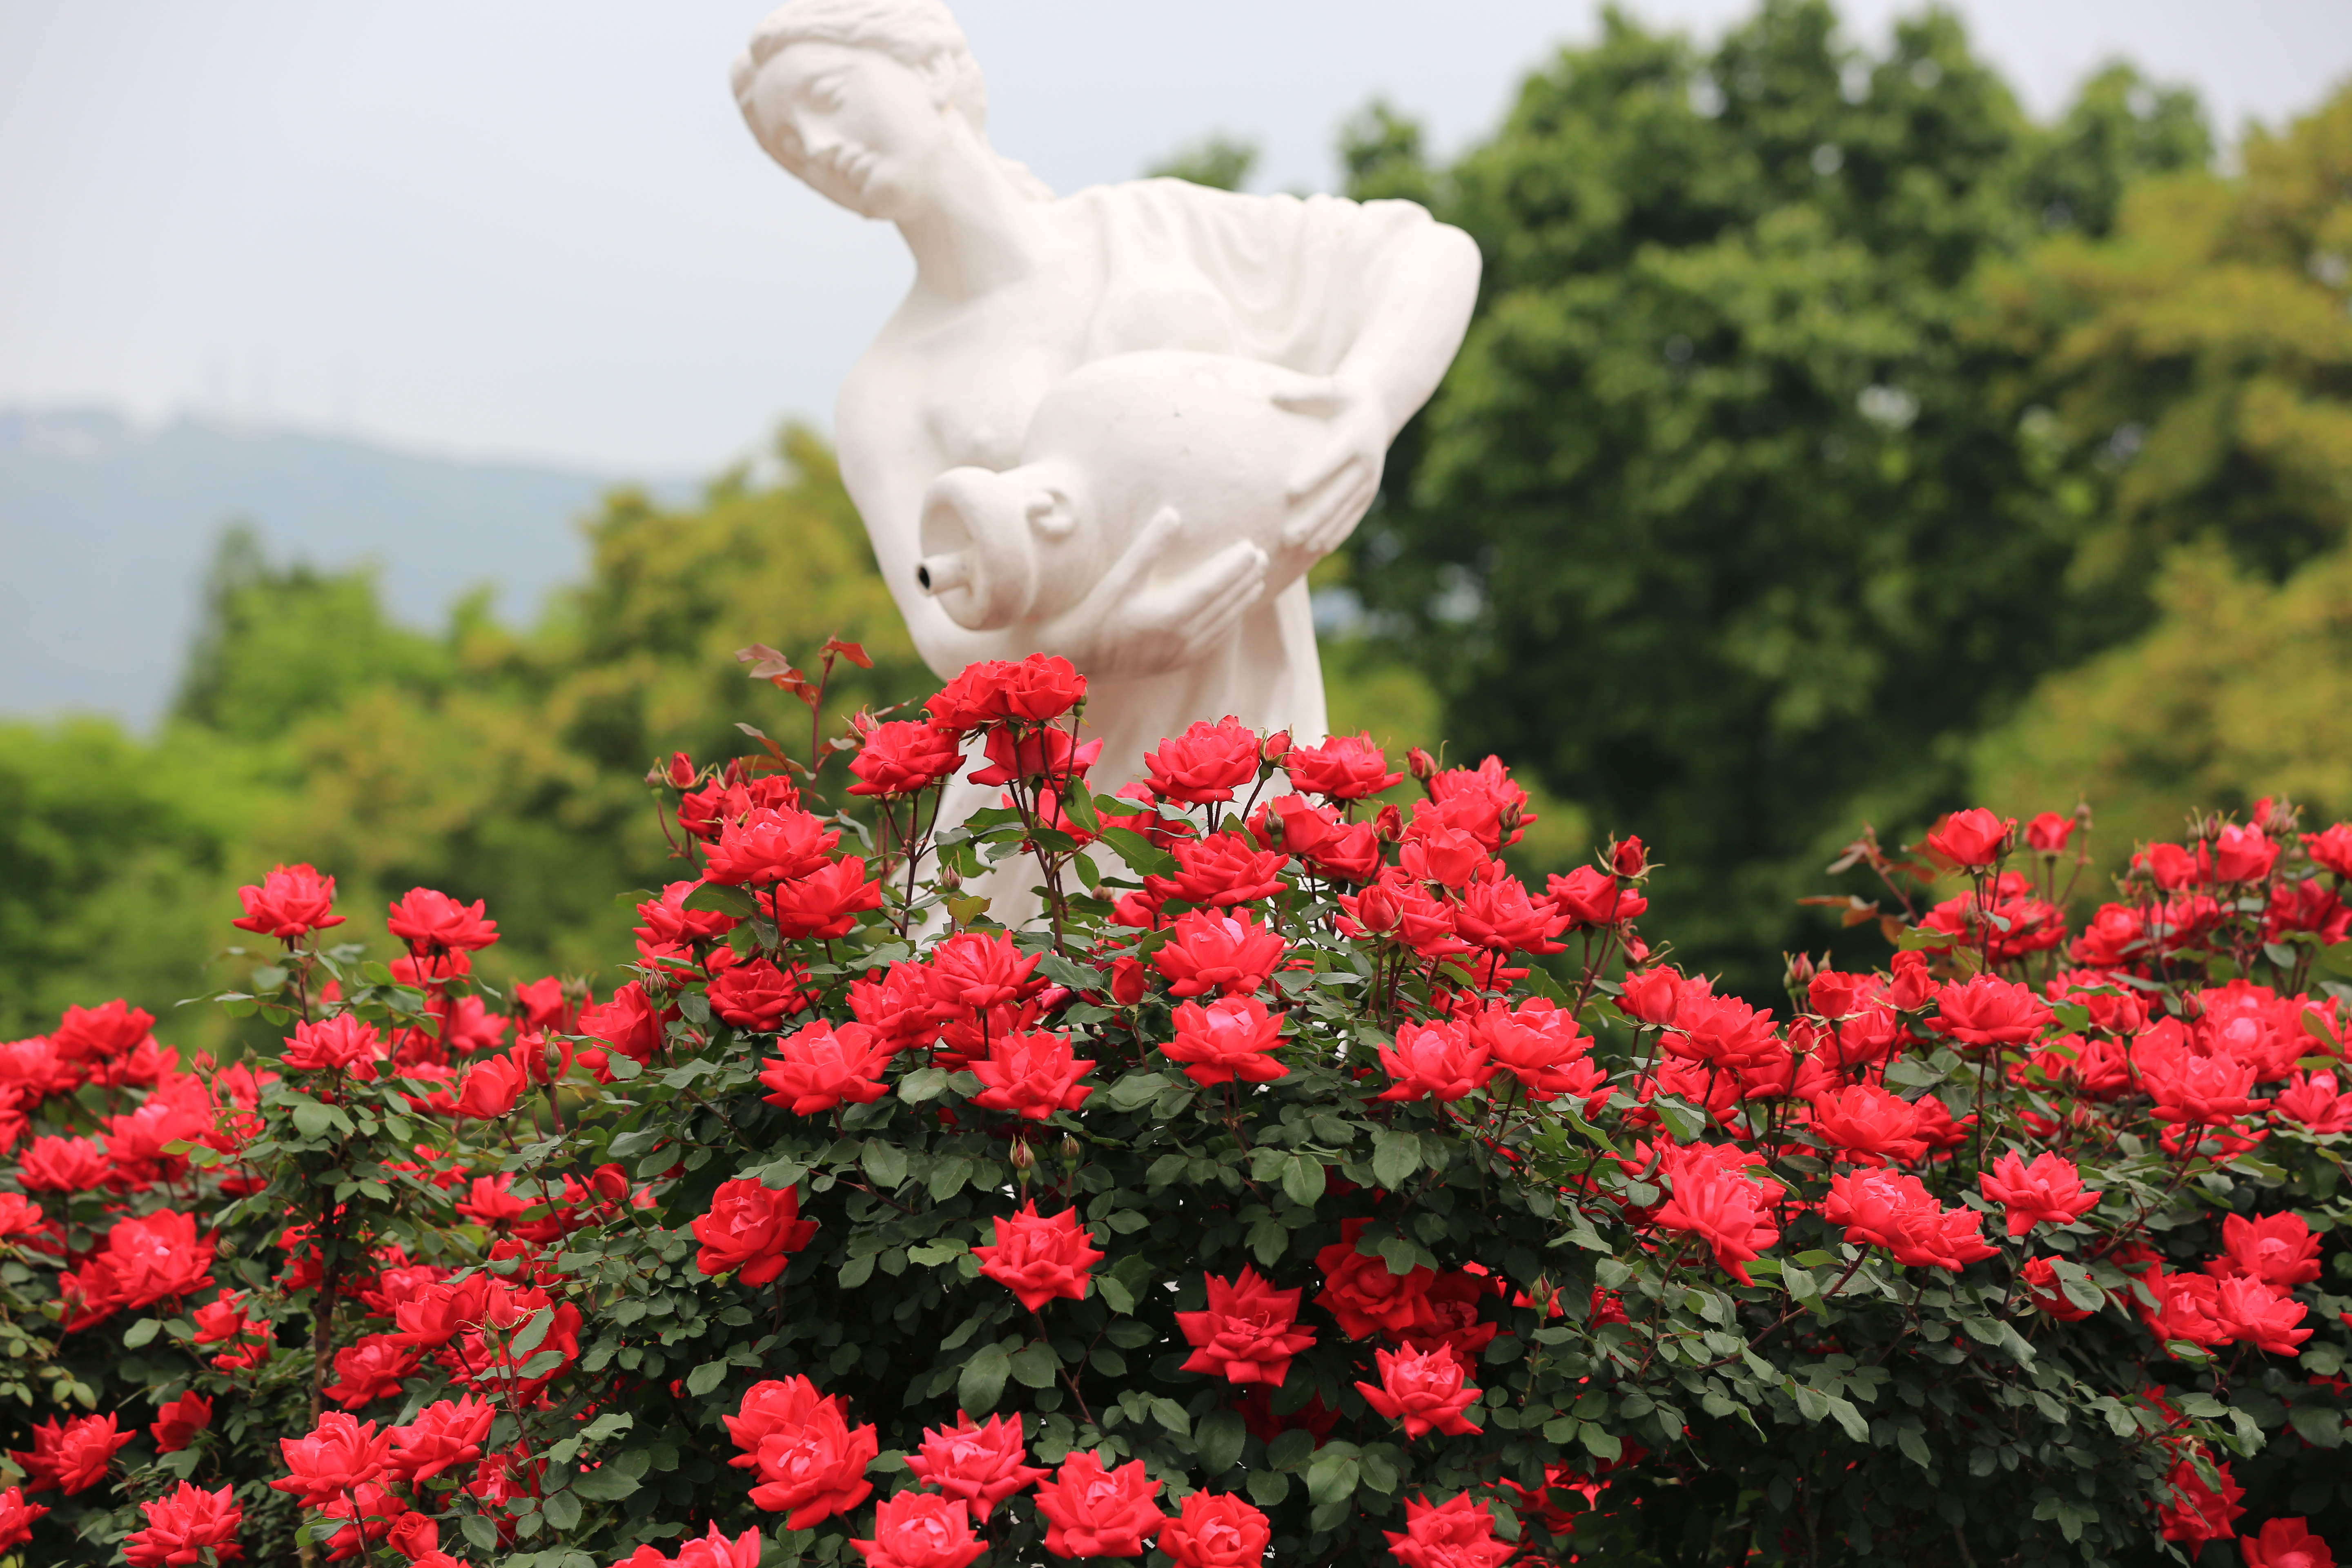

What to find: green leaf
left=121, top=1318, right=161, bottom=1350
left=1096, top=1274, right=1136, bottom=1315
left=926, top=1156, right=974, bottom=1201
left=862, top=1140, right=908, bottom=1190
left=1825, top=1395, right=1869, bottom=1445
left=1103, top=1072, right=1172, bottom=1111
left=686, top=1359, right=730, bottom=1397
left=2288, top=1405, right=2343, bottom=1449
left=898, top=1068, right=950, bottom=1104
left=1371, top=1129, right=1420, bottom=1190
left=1149, top=1397, right=1191, bottom=1438
left=1304, top=1452, right=1360, bottom=1506
left=959, top=1344, right=1011, bottom=1412
left=541, top=1490, right=584, bottom=1532
left=572, top=1466, right=641, bottom=1501
left=1195, top=1408, right=1246, bottom=1476
left=461, top=1515, right=500, bottom=1553
left=1281, top=1152, right=1327, bottom=1208
left=1009, top=1342, right=1060, bottom=1390
left=581, top=1413, right=633, bottom=1444
left=1267, top=1429, right=1318, bottom=1472
left=289, top=1099, right=348, bottom=1140
left=1577, top=1423, right=1622, bottom=1460
left=1245, top=1470, right=1291, bottom=1507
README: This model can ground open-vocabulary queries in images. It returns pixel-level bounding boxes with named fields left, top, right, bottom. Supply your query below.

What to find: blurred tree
left=249, top=424, right=935, bottom=982
left=1145, top=133, right=1261, bottom=191
left=1972, top=84, right=2352, bottom=869
left=1335, top=0, right=2211, bottom=990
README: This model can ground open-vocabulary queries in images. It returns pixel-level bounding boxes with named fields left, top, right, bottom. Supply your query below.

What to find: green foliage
left=1337, top=0, right=2213, bottom=991
left=1144, top=134, right=1261, bottom=192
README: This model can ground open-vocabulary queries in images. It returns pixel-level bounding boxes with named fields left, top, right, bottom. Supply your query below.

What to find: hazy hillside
left=0, top=408, right=678, bottom=726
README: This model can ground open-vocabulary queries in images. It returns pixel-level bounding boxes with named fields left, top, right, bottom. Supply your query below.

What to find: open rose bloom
left=0, top=650, right=2343, bottom=1566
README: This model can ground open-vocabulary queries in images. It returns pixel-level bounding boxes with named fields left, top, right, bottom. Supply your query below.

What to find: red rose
left=1547, top=864, right=1646, bottom=927
left=50, top=999, right=155, bottom=1064
left=1267, top=795, right=1383, bottom=884
left=1617, top=967, right=1683, bottom=1026
left=968, top=1029, right=1096, bottom=1120
left=1161, top=997, right=1288, bottom=1087
left=385, top=886, right=499, bottom=952
left=122, top=1481, right=242, bottom=1568
left=1376, top=1020, right=1495, bottom=1103
left=9, top=1412, right=135, bottom=1495
left=2134, top=1032, right=2258, bottom=1126
left=671, top=1523, right=764, bottom=1568
left=1383, top=1492, right=1515, bottom=1568
left=1927, top=974, right=2052, bottom=1049
left=902, top=1411, right=1049, bottom=1521
left=1031, top=1450, right=1166, bottom=1559
left=635, top=881, right=739, bottom=951
left=969, top=725, right=1101, bottom=788
left=1454, top=871, right=1571, bottom=955
left=2025, top=811, right=2074, bottom=852
left=747, top=1399, right=878, bottom=1528
left=280, top=1014, right=385, bottom=1074
left=232, top=862, right=345, bottom=940
left=386, top=1396, right=496, bottom=1483
left=1355, top=1343, right=1483, bottom=1439
left=1822, top=1169, right=1995, bottom=1270
left=1470, top=998, right=1601, bottom=1103
left=704, top=807, right=842, bottom=887
left=1282, top=733, right=1399, bottom=800
left=927, top=653, right=1087, bottom=730
left=761, top=1019, right=894, bottom=1114
left=1175, top=1267, right=1316, bottom=1385
left=726, top=1377, right=843, bottom=1468
left=322, top=1334, right=421, bottom=1409
left=2136, top=841, right=2211, bottom=890
left=708, top=957, right=809, bottom=1033
left=1978, top=1151, right=2098, bottom=1236
left=2213, top=822, right=2280, bottom=884
left=2155, top=1457, right=2244, bottom=1546
left=95, top=1209, right=216, bottom=1312
left=1923, top=807, right=2012, bottom=869
left=1425, top=756, right=1531, bottom=851
left=269, top=1412, right=392, bottom=1507
left=1653, top=1158, right=1781, bottom=1285
left=2303, top=823, right=2352, bottom=880
left=1398, top=813, right=1490, bottom=889
left=1160, top=1491, right=1271, bottom=1568
left=973, top=1203, right=1104, bottom=1311
left=1142, top=717, right=1263, bottom=804
left=765, top=857, right=885, bottom=941
left=851, top=1492, right=988, bottom=1568
left=149, top=1392, right=212, bottom=1454
left=1804, top=1084, right=1926, bottom=1162
left=925, top=931, right=1045, bottom=1013
left=1145, top=831, right=1290, bottom=909
left=455, top=1055, right=526, bottom=1120
left=1612, top=834, right=1648, bottom=876
left=691, top=1178, right=820, bottom=1284
left=1313, top=1218, right=1434, bottom=1338
left=2240, top=1517, right=2335, bottom=1568
left=848, top=719, right=966, bottom=797
left=0, top=1487, right=46, bottom=1552
left=2211, top=1212, right=2321, bottom=1287
left=579, top=981, right=668, bottom=1065
left=1152, top=909, right=1287, bottom=998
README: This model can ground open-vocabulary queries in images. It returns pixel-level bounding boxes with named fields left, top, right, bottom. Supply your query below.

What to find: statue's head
left=732, top=0, right=992, bottom=220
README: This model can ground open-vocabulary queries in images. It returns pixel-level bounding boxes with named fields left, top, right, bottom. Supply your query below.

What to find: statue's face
left=742, top=42, right=953, bottom=222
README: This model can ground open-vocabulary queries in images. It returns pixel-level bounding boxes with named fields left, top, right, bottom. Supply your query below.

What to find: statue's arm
left=1334, top=215, right=1483, bottom=439
left=1274, top=214, right=1481, bottom=561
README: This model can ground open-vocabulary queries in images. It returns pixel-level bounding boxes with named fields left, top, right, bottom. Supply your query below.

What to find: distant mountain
left=0, top=409, right=686, bottom=728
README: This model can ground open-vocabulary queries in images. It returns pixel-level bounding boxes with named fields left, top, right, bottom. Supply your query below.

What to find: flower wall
left=0, top=647, right=2345, bottom=1568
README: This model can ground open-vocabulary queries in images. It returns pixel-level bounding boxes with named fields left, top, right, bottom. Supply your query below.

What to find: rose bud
left=1261, top=731, right=1292, bottom=767
left=1406, top=747, right=1438, bottom=786
left=1374, top=804, right=1405, bottom=844
left=1784, top=951, right=1817, bottom=990
left=1010, top=1140, right=1037, bottom=1176
left=1612, top=835, right=1648, bottom=878
left=666, top=751, right=697, bottom=788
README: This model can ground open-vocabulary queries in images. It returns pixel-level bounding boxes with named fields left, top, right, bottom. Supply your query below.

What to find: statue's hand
left=1038, top=505, right=1269, bottom=680
left=1274, top=373, right=1389, bottom=565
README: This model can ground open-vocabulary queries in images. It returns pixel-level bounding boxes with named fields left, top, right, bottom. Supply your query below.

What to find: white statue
left=732, top=0, right=1479, bottom=794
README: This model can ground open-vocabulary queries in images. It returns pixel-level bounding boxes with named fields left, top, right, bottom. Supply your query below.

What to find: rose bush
left=0, top=645, right=2343, bottom=1566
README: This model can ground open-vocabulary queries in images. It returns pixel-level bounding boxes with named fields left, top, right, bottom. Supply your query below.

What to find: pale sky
left=2, top=1, right=2346, bottom=476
